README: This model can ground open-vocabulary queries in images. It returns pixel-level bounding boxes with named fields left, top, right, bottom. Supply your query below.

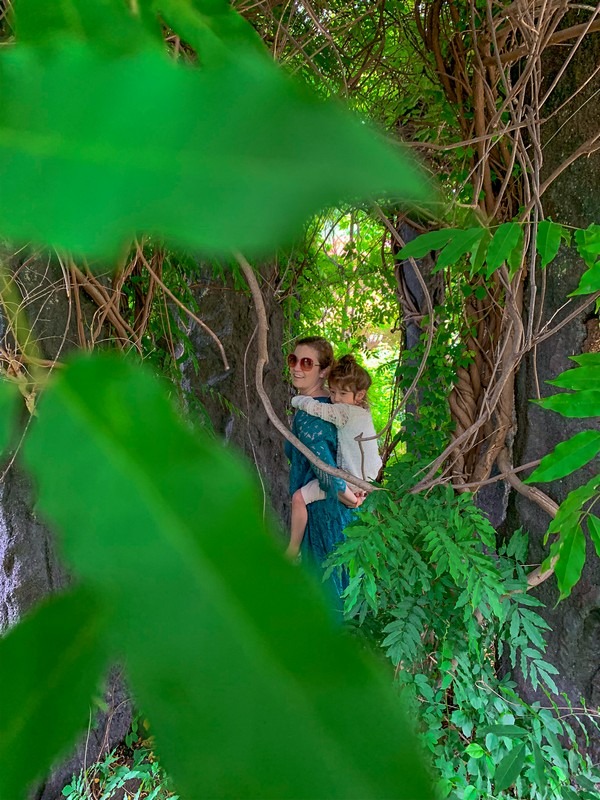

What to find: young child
left=286, top=355, right=383, bottom=559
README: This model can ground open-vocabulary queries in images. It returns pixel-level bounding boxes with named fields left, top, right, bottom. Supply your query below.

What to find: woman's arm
left=291, top=396, right=350, bottom=428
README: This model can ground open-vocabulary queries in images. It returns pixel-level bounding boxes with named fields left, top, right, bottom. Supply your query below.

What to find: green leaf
left=549, top=365, right=600, bottom=391
left=0, top=44, right=426, bottom=259
left=554, top=524, right=586, bottom=600
left=0, top=378, right=20, bottom=459
left=0, top=588, right=109, bottom=799
left=532, top=742, right=548, bottom=793
left=485, top=222, right=521, bottom=274
left=465, top=743, right=486, bottom=758
left=537, top=390, right=600, bottom=418
left=152, top=0, right=265, bottom=63
left=570, top=261, right=600, bottom=296
left=435, top=227, right=485, bottom=270
left=396, top=228, right=456, bottom=260
left=570, top=353, right=600, bottom=368
left=587, top=515, right=600, bottom=558
left=470, top=228, right=491, bottom=275
left=494, top=742, right=526, bottom=792
left=575, top=224, right=600, bottom=268
left=478, top=724, right=528, bottom=738
left=536, top=220, right=564, bottom=269
left=23, top=354, right=430, bottom=800
left=13, top=0, right=163, bottom=53
left=527, top=430, right=600, bottom=483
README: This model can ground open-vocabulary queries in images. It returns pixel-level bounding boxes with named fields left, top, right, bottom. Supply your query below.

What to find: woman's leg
left=287, top=489, right=309, bottom=558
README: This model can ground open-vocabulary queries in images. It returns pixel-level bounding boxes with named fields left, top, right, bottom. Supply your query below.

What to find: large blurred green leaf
left=152, top=0, right=265, bottom=62
left=0, top=588, right=109, bottom=799
left=526, top=430, right=600, bottom=483
left=23, top=355, right=430, bottom=800
left=0, top=43, right=426, bottom=259
left=0, top=378, right=20, bottom=459
left=13, top=0, right=163, bottom=53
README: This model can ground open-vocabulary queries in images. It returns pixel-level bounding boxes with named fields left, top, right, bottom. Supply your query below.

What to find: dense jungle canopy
left=0, top=0, right=599, bottom=798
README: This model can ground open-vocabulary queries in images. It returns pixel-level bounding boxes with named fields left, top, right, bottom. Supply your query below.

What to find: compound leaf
left=587, top=515, right=600, bottom=559
left=435, top=227, right=484, bottom=270
left=549, top=365, right=600, bottom=391
left=23, top=354, right=429, bottom=800
left=396, top=228, right=456, bottom=260
left=536, top=220, right=564, bottom=269
left=554, top=524, right=586, bottom=600
left=536, top=390, right=600, bottom=418
left=486, top=222, right=521, bottom=273
left=527, top=430, right=600, bottom=483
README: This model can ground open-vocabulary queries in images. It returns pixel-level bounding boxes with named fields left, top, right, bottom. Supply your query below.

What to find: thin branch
left=136, top=245, right=230, bottom=372
left=234, top=251, right=378, bottom=495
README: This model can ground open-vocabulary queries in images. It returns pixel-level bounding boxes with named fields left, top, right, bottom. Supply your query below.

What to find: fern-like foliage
left=325, top=461, right=600, bottom=800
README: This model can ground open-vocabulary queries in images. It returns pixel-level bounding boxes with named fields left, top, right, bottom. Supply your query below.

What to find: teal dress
left=287, top=397, right=354, bottom=605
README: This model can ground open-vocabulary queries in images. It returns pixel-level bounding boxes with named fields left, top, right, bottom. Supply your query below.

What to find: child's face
left=329, top=382, right=365, bottom=405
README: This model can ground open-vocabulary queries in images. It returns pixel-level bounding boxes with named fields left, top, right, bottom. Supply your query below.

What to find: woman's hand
left=337, top=487, right=367, bottom=508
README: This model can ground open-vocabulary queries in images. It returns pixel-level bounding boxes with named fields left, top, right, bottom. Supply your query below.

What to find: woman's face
left=288, top=344, right=328, bottom=396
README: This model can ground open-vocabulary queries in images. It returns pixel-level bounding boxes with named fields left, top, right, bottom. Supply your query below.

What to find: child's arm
left=291, top=396, right=350, bottom=428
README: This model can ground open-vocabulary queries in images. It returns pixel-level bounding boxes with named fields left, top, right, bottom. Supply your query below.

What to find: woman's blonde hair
left=328, top=355, right=372, bottom=406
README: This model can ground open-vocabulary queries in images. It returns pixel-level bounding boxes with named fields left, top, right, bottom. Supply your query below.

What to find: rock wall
left=503, top=31, right=600, bottom=737
left=180, top=263, right=290, bottom=529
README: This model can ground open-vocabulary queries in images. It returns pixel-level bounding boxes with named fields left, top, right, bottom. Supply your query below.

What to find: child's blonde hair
left=328, top=355, right=372, bottom=407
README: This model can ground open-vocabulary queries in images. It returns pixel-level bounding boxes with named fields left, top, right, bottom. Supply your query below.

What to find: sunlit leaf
left=0, top=588, right=109, bottom=799
left=396, top=228, right=456, bottom=260
left=486, top=222, right=521, bottom=274
left=526, top=430, right=600, bottom=483
left=23, top=354, right=429, bottom=800
left=546, top=476, right=600, bottom=542
left=570, top=261, right=600, bottom=296
left=536, top=390, right=600, bottom=418
left=575, top=224, right=600, bottom=268
left=570, top=353, right=600, bottom=368
left=536, top=220, right=564, bottom=269
left=554, top=524, right=586, bottom=600
left=587, top=515, right=600, bottom=559
left=494, top=742, right=526, bottom=792
left=548, top=365, right=600, bottom=391
left=435, top=227, right=484, bottom=270
left=0, top=378, right=20, bottom=459
left=0, top=44, right=427, bottom=259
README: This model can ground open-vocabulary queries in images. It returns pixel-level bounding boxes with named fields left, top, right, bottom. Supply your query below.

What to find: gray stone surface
left=500, top=30, right=600, bottom=745
left=180, top=263, right=290, bottom=529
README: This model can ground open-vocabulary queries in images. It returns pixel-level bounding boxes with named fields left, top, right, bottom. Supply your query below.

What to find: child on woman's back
left=286, top=355, right=382, bottom=559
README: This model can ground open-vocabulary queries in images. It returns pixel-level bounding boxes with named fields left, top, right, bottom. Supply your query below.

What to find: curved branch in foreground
left=496, top=448, right=559, bottom=589
left=234, top=252, right=378, bottom=495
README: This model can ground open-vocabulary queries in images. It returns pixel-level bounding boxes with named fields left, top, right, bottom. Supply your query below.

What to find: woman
left=285, top=336, right=354, bottom=605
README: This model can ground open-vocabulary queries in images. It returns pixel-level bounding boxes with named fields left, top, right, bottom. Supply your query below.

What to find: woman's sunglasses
left=287, top=354, right=321, bottom=371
